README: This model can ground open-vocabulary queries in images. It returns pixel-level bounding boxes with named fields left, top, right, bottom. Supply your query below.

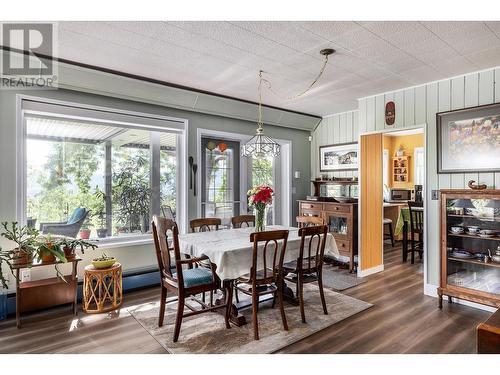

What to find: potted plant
left=79, top=218, right=92, bottom=240
left=57, top=237, right=98, bottom=260
left=0, top=246, right=15, bottom=289
left=93, top=187, right=108, bottom=238
left=1, top=222, right=38, bottom=265
left=92, top=252, right=116, bottom=269
left=36, top=235, right=66, bottom=264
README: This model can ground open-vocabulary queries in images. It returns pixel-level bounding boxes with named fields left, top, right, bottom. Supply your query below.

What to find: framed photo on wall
left=437, top=102, right=500, bottom=173
left=319, top=142, right=358, bottom=172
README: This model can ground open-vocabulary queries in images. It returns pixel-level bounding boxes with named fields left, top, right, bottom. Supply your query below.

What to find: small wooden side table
left=83, top=263, right=123, bottom=314
left=14, top=256, right=81, bottom=328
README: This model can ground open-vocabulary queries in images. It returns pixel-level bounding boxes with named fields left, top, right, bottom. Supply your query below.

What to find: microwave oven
left=390, top=188, right=412, bottom=201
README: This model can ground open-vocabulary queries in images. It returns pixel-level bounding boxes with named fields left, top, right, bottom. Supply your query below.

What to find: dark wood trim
left=436, top=102, right=500, bottom=174
left=318, top=141, right=359, bottom=172
left=0, top=46, right=321, bottom=120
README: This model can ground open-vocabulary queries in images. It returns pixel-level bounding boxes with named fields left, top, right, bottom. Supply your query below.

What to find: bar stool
left=383, top=218, right=395, bottom=247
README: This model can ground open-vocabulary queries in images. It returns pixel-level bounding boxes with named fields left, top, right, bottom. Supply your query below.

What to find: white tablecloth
left=178, top=225, right=338, bottom=281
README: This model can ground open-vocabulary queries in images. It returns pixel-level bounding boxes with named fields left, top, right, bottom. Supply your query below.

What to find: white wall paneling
left=311, top=110, right=359, bottom=185
left=354, top=67, right=500, bottom=289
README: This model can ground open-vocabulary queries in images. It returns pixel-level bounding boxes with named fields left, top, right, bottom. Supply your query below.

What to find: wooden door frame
left=357, top=124, right=427, bottom=279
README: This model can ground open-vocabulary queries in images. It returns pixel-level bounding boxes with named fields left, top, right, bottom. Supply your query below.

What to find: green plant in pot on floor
left=0, top=222, right=39, bottom=266
left=93, top=186, right=108, bottom=238
left=79, top=218, right=92, bottom=240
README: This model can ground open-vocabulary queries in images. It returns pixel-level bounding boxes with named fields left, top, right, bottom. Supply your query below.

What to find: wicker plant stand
left=83, top=263, right=123, bottom=313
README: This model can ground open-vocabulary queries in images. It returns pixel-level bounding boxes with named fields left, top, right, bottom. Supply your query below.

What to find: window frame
left=16, top=95, right=189, bottom=243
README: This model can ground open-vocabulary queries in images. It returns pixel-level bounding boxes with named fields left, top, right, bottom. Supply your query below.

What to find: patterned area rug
left=321, top=264, right=367, bottom=291
left=128, top=284, right=372, bottom=354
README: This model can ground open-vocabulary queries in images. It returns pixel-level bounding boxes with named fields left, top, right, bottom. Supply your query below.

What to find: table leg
left=15, top=269, right=21, bottom=328
left=216, top=280, right=246, bottom=326
left=402, top=221, right=408, bottom=263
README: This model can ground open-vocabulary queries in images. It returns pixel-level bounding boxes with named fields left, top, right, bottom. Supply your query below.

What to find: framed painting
left=437, top=102, right=500, bottom=173
left=319, top=142, right=358, bottom=172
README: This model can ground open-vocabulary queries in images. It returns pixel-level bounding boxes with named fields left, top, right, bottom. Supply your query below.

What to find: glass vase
left=254, top=205, right=267, bottom=232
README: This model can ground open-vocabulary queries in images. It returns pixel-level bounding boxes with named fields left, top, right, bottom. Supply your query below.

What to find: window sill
left=90, top=235, right=153, bottom=249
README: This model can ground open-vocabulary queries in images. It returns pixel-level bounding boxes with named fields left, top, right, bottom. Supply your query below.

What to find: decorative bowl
left=92, top=257, right=116, bottom=269
left=450, top=226, right=464, bottom=234
left=466, top=226, right=480, bottom=234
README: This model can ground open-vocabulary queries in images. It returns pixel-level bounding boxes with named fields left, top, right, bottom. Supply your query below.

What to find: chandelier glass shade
left=241, top=127, right=280, bottom=157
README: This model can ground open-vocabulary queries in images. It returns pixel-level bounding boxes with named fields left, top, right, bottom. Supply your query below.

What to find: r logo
left=2, top=23, right=53, bottom=75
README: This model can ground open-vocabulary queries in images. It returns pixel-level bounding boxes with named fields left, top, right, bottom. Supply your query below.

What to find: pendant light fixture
left=242, top=48, right=335, bottom=158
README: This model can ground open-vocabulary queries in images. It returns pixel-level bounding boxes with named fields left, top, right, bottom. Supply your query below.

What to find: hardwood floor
left=0, top=242, right=491, bottom=354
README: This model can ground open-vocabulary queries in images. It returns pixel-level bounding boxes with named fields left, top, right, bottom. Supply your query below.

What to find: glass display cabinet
left=438, top=189, right=500, bottom=309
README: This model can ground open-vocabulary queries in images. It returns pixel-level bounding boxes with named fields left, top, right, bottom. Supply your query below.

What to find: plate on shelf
left=449, top=250, right=474, bottom=259
left=477, top=233, right=495, bottom=238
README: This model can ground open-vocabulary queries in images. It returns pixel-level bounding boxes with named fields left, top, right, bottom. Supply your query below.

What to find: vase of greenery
left=1, top=222, right=38, bottom=266
left=247, top=186, right=273, bottom=232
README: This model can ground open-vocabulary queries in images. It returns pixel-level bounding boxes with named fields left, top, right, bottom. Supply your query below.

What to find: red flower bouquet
left=248, top=186, right=273, bottom=231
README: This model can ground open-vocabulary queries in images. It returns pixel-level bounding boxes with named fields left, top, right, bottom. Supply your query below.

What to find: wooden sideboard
left=477, top=309, right=500, bottom=353
left=298, top=200, right=358, bottom=272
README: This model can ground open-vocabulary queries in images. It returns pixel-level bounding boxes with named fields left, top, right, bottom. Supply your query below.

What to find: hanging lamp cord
left=260, top=52, right=331, bottom=101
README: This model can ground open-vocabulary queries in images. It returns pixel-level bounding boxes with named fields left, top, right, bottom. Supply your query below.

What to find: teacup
left=467, top=226, right=480, bottom=234
left=450, top=226, right=464, bottom=233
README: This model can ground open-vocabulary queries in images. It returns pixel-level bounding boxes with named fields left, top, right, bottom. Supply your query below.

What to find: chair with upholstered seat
left=233, top=230, right=289, bottom=340
left=282, top=224, right=328, bottom=323
left=152, top=216, right=230, bottom=342
left=231, top=215, right=255, bottom=228
left=383, top=218, right=395, bottom=247
left=40, top=207, right=89, bottom=238
left=189, top=218, right=221, bottom=232
left=296, top=215, right=325, bottom=228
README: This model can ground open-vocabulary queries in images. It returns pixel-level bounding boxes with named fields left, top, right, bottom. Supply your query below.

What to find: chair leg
left=297, top=274, right=306, bottom=323
left=158, top=287, right=167, bottom=327
left=277, top=278, right=289, bottom=331
left=210, top=291, right=213, bottom=307
left=388, top=222, right=395, bottom=247
left=252, top=289, right=259, bottom=340
left=173, top=296, right=185, bottom=343
left=317, top=271, right=328, bottom=315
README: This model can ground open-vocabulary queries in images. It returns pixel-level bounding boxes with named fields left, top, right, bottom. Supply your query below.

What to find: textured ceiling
left=56, top=21, right=500, bottom=116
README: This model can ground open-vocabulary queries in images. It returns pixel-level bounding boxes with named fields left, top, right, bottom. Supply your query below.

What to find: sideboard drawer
left=335, top=238, right=351, bottom=255
left=300, top=202, right=323, bottom=211
left=324, top=204, right=351, bottom=213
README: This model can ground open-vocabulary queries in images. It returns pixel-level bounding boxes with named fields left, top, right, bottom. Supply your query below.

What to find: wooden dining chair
left=408, top=201, right=424, bottom=264
left=296, top=215, right=325, bottom=228
left=231, top=215, right=255, bottom=228
left=189, top=217, right=221, bottom=232
left=233, top=230, right=289, bottom=340
left=282, top=224, right=329, bottom=323
left=152, top=216, right=230, bottom=342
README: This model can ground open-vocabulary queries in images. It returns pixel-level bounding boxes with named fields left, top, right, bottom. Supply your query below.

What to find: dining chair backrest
left=249, top=230, right=289, bottom=285
left=297, top=225, right=328, bottom=273
left=408, top=201, right=424, bottom=234
left=296, top=215, right=325, bottom=228
left=190, top=218, right=221, bottom=232
left=231, top=215, right=255, bottom=228
left=152, top=215, right=181, bottom=279
left=161, top=205, right=175, bottom=221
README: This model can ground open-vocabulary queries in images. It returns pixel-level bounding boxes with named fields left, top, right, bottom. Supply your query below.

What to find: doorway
left=359, top=126, right=426, bottom=277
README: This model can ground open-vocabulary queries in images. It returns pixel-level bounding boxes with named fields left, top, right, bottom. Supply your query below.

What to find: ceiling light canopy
left=242, top=49, right=335, bottom=159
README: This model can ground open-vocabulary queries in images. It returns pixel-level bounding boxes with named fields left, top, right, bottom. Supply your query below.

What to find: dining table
left=178, top=225, right=338, bottom=325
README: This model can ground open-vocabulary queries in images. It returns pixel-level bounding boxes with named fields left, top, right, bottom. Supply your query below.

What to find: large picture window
left=22, top=100, right=185, bottom=241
